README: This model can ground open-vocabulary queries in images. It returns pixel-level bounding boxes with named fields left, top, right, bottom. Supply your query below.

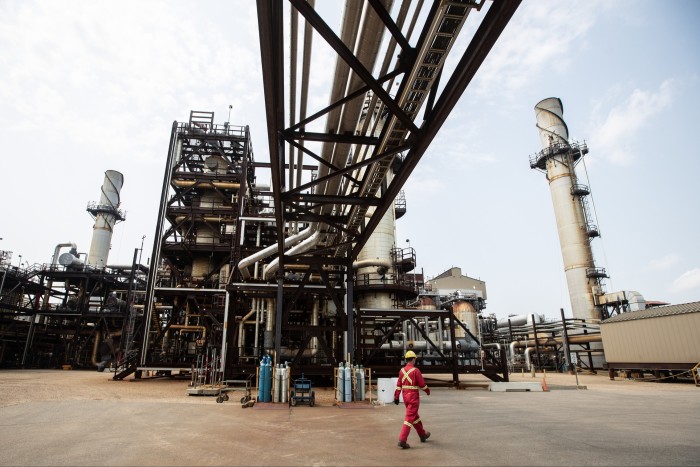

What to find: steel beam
left=352, top=0, right=522, bottom=258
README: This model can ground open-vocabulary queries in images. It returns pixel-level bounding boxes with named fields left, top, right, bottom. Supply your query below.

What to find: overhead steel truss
left=255, top=0, right=520, bottom=364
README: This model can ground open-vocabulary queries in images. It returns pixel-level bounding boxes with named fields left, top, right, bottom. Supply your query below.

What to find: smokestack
left=531, top=98, right=605, bottom=322
left=86, top=170, right=125, bottom=268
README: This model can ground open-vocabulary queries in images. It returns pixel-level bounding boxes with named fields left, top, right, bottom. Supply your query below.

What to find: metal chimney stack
left=86, top=170, right=125, bottom=268
left=531, top=98, right=605, bottom=322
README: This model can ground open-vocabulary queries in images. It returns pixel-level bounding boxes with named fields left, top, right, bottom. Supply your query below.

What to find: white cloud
left=591, top=80, right=675, bottom=165
left=0, top=1, right=261, bottom=164
left=464, top=1, right=603, bottom=99
left=671, top=268, right=700, bottom=292
left=646, top=253, right=680, bottom=271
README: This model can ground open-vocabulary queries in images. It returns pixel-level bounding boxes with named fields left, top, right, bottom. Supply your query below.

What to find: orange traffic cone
left=541, top=374, right=549, bottom=392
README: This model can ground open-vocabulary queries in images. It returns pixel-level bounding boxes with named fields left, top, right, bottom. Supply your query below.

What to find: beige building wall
left=427, top=267, right=487, bottom=300
left=601, top=313, right=700, bottom=364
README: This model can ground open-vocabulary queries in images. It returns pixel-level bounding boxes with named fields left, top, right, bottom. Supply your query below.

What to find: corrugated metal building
left=600, top=301, right=700, bottom=373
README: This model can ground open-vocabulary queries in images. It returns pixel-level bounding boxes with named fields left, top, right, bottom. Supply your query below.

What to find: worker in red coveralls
left=394, top=350, right=430, bottom=449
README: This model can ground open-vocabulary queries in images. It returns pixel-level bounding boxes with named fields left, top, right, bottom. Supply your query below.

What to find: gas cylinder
left=336, top=362, right=345, bottom=402
left=355, top=365, right=365, bottom=401
left=257, top=356, right=266, bottom=401
left=281, top=364, right=289, bottom=404
left=344, top=365, right=352, bottom=402
left=274, top=364, right=282, bottom=402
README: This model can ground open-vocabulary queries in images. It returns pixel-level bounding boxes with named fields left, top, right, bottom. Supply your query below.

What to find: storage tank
left=453, top=300, right=478, bottom=337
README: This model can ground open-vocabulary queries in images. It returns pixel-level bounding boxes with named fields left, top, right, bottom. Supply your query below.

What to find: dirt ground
left=1, top=367, right=697, bottom=408
left=1, top=369, right=699, bottom=466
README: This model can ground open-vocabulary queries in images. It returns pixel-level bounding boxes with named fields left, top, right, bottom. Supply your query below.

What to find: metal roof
left=601, top=301, right=700, bottom=324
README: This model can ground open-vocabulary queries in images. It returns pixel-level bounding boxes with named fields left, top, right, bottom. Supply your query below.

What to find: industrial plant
left=1, top=0, right=698, bottom=396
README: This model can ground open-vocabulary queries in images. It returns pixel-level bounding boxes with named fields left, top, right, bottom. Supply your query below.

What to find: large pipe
left=42, top=242, right=77, bottom=309
left=87, top=170, right=124, bottom=268
left=352, top=258, right=393, bottom=270
left=263, top=230, right=321, bottom=279
left=171, top=180, right=241, bottom=190
left=238, top=226, right=314, bottom=280
left=378, top=339, right=479, bottom=352
left=237, top=306, right=257, bottom=351
left=510, top=333, right=602, bottom=349
left=237, top=1, right=386, bottom=275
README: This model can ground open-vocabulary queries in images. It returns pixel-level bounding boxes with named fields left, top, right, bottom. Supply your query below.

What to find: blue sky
left=1, top=1, right=698, bottom=320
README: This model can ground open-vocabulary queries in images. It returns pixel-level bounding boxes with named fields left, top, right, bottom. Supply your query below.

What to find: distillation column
left=86, top=170, right=125, bottom=268
left=532, top=98, right=603, bottom=322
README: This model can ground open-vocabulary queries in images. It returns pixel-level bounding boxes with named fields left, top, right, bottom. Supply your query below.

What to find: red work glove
left=425, top=388, right=430, bottom=396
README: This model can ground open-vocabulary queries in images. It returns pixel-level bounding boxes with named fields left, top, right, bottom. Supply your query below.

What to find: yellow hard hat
left=405, top=350, right=417, bottom=359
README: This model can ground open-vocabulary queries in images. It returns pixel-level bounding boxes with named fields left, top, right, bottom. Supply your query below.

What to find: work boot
left=397, top=441, right=411, bottom=449
left=420, top=432, right=431, bottom=442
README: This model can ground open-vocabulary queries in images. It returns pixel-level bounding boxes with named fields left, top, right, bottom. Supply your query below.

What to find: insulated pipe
left=253, top=298, right=261, bottom=356
left=43, top=242, right=77, bottom=309
left=169, top=325, right=207, bottom=340
left=294, top=0, right=315, bottom=204
left=50, top=243, right=77, bottom=267
left=344, top=0, right=477, bottom=239
left=295, top=2, right=385, bottom=255
left=524, top=347, right=534, bottom=371
left=237, top=2, right=364, bottom=275
left=378, top=339, right=478, bottom=352
left=352, top=258, right=393, bottom=270
left=239, top=217, right=276, bottom=223
left=237, top=226, right=314, bottom=279
left=510, top=333, right=602, bottom=349
left=314, top=3, right=363, bottom=200
left=318, top=2, right=392, bottom=210
left=238, top=306, right=257, bottom=351
left=264, top=298, right=275, bottom=350
left=239, top=2, right=387, bottom=273
left=341, top=0, right=411, bottom=194
left=262, top=230, right=321, bottom=279
left=289, top=7, right=298, bottom=194
left=91, top=330, right=102, bottom=367
left=171, top=180, right=241, bottom=189
left=524, top=347, right=559, bottom=371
